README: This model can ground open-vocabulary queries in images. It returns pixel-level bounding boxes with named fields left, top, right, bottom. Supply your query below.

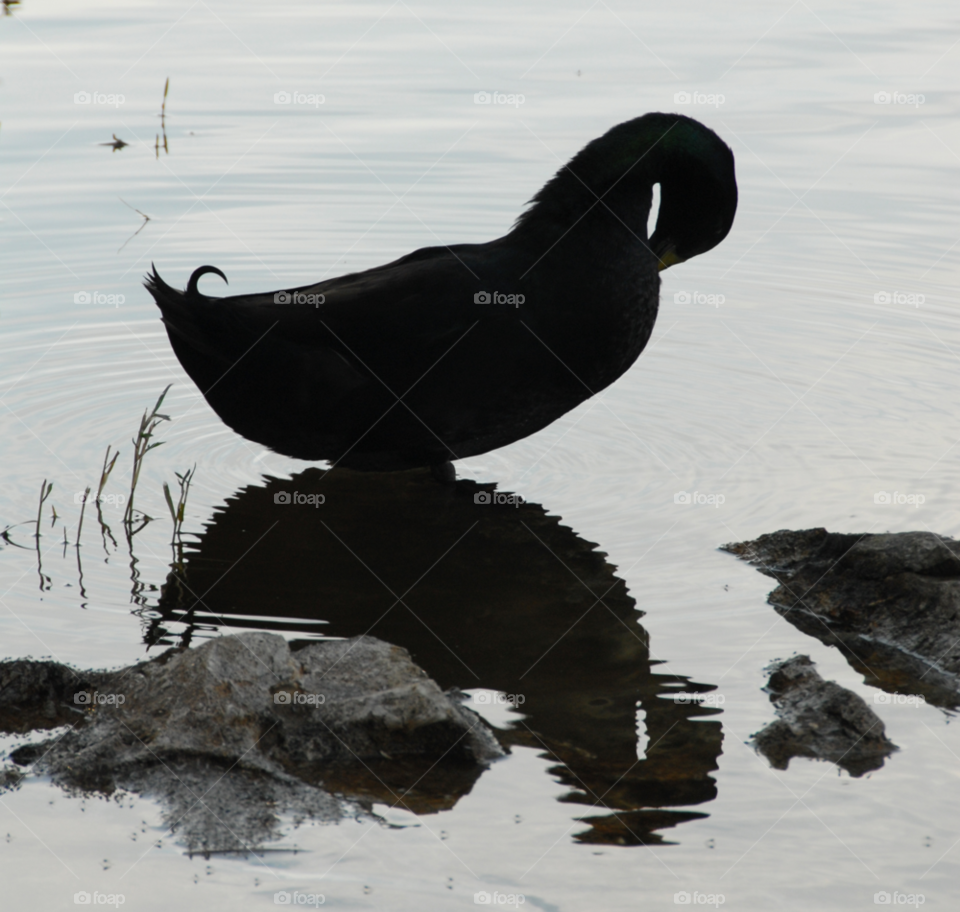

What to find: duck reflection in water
left=151, top=468, right=723, bottom=846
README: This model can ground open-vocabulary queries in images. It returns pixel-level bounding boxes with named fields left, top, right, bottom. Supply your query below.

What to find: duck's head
left=635, top=113, right=738, bottom=271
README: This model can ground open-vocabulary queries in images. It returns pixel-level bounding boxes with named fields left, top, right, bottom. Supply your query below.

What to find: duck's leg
left=430, top=461, right=457, bottom=483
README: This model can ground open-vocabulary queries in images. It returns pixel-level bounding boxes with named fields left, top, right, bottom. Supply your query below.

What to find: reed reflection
left=151, top=468, right=723, bottom=846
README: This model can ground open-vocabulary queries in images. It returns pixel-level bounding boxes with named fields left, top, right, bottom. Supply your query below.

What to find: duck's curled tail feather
left=186, top=265, right=229, bottom=297
left=144, top=263, right=228, bottom=303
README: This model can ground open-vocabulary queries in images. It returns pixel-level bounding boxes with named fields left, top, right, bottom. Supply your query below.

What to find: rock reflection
left=151, top=467, right=723, bottom=846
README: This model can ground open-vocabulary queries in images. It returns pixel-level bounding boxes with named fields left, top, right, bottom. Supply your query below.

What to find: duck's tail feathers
left=145, top=264, right=234, bottom=364
left=144, top=264, right=228, bottom=304
left=186, top=265, right=229, bottom=296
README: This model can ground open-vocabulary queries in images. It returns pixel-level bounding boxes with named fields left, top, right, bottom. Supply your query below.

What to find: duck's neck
left=510, top=132, right=664, bottom=250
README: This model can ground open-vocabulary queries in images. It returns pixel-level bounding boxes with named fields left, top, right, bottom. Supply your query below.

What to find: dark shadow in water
left=148, top=467, right=723, bottom=846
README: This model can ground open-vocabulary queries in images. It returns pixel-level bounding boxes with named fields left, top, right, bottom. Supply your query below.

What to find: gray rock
left=0, top=658, right=99, bottom=733
left=722, top=528, right=960, bottom=708
left=2, top=632, right=503, bottom=854
left=752, top=655, right=897, bottom=777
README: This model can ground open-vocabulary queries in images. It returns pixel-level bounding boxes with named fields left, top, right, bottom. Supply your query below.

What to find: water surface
left=2, top=1, right=959, bottom=909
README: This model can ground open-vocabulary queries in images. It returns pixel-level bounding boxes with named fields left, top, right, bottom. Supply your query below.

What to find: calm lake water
left=2, top=1, right=960, bottom=909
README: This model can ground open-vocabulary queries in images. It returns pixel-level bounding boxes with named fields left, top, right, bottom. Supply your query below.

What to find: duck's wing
left=148, top=242, right=503, bottom=414
left=274, top=243, right=497, bottom=390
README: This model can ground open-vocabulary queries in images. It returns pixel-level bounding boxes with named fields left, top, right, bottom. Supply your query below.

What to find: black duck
left=146, top=112, right=737, bottom=472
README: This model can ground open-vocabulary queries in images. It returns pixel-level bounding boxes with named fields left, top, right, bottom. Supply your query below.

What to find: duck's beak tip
left=657, top=250, right=683, bottom=272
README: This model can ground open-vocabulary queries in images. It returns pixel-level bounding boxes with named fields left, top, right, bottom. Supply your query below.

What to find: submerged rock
left=752, top=655, right=897, bottom=777
left=1, top=632, right=502, bottom=854
left=722, top=528, right=960, bottom=708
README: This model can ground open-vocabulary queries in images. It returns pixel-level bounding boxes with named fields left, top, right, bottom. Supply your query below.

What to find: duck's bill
left=657, top=249, right=684, bottom=271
